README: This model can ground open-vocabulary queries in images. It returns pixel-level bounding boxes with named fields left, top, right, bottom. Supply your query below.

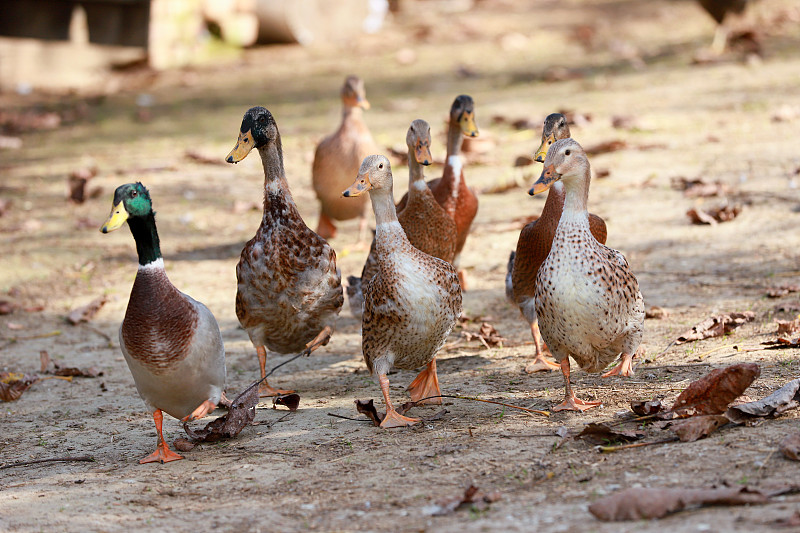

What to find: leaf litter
left=66, top=295, right=109, bottom=325
left=183, top=380, right=259, bottom=443
left=423, top=484, right=501, bottom=516
left=0, top=372, right=39, bottom=402
left=726, top=379, right=800, bottom=424
left=674, top=312, right=755, bottom=344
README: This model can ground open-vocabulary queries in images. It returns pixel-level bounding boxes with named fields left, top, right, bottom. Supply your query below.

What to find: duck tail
left=504, top=251, right=516, bottom=305
left=346, top=275, right=364, bottom=319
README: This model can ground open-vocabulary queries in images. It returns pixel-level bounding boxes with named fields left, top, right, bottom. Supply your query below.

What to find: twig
left=0, top=330, right=62, bottom=350
left=327, top=413, right=373, bottom=422
left=640, top=363, right=712, bottom=370
left=0, top=455, right=94, bottom=470
left=251, top=412, right=293, bottom=427
left=596, top=437, right=678, bottom=453
left=409, top=394, right=550, bottom=417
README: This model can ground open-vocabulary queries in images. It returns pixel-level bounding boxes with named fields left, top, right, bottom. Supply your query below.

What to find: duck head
left=226, top=106, right=279, bottom=163
left=451, top=95, right=479, bottom=138
left=534, top=113, right=571, bottom=163
left=100, top=182, right=152, bottom=233
left=342, top=75, right=370, bottom=110
left=530, top=138, right=588, bottom=195
left=407, top=119, right=432, bottom=166
left=343, top=155, right=392, bottom=197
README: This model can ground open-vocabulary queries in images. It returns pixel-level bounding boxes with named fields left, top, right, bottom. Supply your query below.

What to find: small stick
left=0, top=455, right=94, bottom=470
left=327, top=413, right=373, bottom=422
left=596, top=437, right=678, bottom=453
left=410, top=394, right=550, bottom=417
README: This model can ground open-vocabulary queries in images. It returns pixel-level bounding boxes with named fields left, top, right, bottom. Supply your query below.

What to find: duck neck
left=127, top=212, right=162, bottom=267
left=407, top=152, right=426, bottom=198
left=561, top=170, right=591, bottom=220
left=257, top=137, right=298, bottom=222
left=342, top=105, right=362, bottom=124
left=445, top=120, right=462, bottom=161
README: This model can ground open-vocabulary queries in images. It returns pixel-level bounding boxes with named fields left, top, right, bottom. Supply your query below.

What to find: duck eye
left=378, top=163, right=384, bottom=169
left=258, top=116, right=266, bottom=124
left=130, top=190, right=138, bottom=198
left=565, top=149, right=571, bottom=156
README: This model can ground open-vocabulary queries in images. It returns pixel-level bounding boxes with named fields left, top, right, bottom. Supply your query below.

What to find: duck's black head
left=226, top=106, right=279, bottom=163
left=101, top=182, right=153, bottom=233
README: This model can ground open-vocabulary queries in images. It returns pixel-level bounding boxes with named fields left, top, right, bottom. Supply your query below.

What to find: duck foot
left=316, top=212, right=338, bottom=239
left=408, top=359, right=442, bottom=405
left=140, top=410, right=184, bottom=464
left=379, top=373, right=420, bottom=428
left=525, top=355, right=560, bottom=373
left=183, top=400, right=217, bottom=422
left=601, top=352, right=635, bottom=377
left=258, top=380, right=296, bottom=398
left=302, top=325, right=333, bottom=356
left=553, top=395, right=602, bottom=412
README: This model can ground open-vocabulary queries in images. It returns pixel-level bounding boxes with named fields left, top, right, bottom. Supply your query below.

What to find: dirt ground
left=2, top=0, right=800, bottom=531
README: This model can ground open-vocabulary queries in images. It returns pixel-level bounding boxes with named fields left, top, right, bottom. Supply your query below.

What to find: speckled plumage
left=312, top=76, right=377, bottom=236
left=532, top=139, right=644, bottom=410
left=227, top=107, right=343, bottom=393
left=347, top=120, right=457, bottom=318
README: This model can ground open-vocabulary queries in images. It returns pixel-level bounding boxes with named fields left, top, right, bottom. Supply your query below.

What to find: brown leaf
left=173, top=438, right=196, bottom=452
left=53, top=366, right=102, bottom=378
left=589, top=486, right=769, bottom=521
left=584, top=139, right=627, bottom=156
left=575, top=422, right=644, bottom=445
left=670, top=177, right=732, bottom=198
left=0, top=372, right=39, bottom=402
left=68, top=167, right=98, bottom=204
left=726, top=379, right=800, bottom=424
left=631, top=399, right=663, bottom=416
left=355, top=399, right=384, bottom=427
left=779, top=432, right=800, bottom=461
left=645, top=306, right=669, bottom=319
left=669, top=415, right=729, bottom=442
left=513, top=155, right=534, bottom=167
left=426, top=485, right=501, bottom=516
left=183, top=380, right=258, bottom=442
left=675, top=312, right=755, bottom=344
left=776, top=318, right=800, bottom=337
left=767, top=285, right=800, bottom=298
left=0, top=300, right=15, bottom=315
left=687, top=204, right=741, bottom=225
left=40, top=350, right=50, bottom=373
left=671, top=363, right=760, bottom=416
left=462, top=322, right=507, bottom=348
left=273, top=393, right=300, bottom=411
left=66, top=295, right=109, bottom=325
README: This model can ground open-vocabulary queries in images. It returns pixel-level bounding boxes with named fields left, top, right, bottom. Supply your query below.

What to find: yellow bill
left=459, top=111, right=479, bottom=137
left=101, top=201, right=129, bottom=233
left=342, top=175, right=373, bottom=198
left=534, top=133, right=556, bottom=163
left=226, top=130, right=255, bottom=163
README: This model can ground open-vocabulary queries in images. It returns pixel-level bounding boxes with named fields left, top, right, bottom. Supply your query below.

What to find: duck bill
left=530, top=164, right=560, bottom=195
left=226, top=130, right=255, bottom=163
left=459, top=112, right=479, bottom=137
left=534, top=134, right=556, bottom=163
left=357, top=97, right=371, bottom=110
left=100, top=201, right=129, bottom=233
left=415, top=141, right=432, bottom=165
left=342, top=175, right=373, bottom=198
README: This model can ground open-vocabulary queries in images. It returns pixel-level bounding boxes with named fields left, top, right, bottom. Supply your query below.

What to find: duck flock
left=102, top=76, right=645, bottom=463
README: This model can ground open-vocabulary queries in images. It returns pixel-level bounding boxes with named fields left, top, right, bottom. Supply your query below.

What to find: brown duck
left=226, top=107, right=343, bottom=396
left=346, top=119, right=457, bottom=318
left=343, top=155, right=462, bottom=428
left=507, top=113, right=608, bottom=373
left=312, top=75, right=377, bottom=244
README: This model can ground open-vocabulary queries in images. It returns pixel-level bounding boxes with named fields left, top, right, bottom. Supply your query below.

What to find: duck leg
left=182, top=400, right=217, bottom=422
left=524, top=320, right=561, bottom=373
left=139, top=410, right=184, bottom=464
left=379, top=374, right=420, bottom=428
left=256, top=346, right=296, bottom=397
left=601, top=352, right=635, bottom=378
left=302, top=325, right=333, bottom=356
left=553, top=358, right=602, bottom=412
left=408, top=358, right=442, bottom=405
left=316, top=212, right=338, bottom=240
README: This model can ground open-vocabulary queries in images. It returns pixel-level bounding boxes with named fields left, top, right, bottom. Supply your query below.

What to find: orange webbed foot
left=524, top=355, right=561, bottom=373
left=258, top=381, right=296, bottom=398
left=601, top=353, right=635, bottom=378
left=182, top=400, right=217, bottom=422
left=407, top=360, right=442, bottom=405
left=553, top=396, right=602, bottom=412
left=380, top=409, right=420, bottom=429
left=139, top=443, right=183, bottom=464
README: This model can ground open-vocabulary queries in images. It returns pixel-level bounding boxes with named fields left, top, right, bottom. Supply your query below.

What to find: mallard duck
left=312, top=75, right=377, bottom=243
left=396, top=95, right=479, bottom=288
left=226, top=107, right=343, bottom=397
left=696, top=0, right=748, bottom=54
left=532, top=138, right=644, bottom=411
left=507, top=113, right=608, bottom=373
left=346, top=119, right=458, bottom=318
left=343, top=155, right=462, bottom=428
left=100, top=183, right=226, bottom=464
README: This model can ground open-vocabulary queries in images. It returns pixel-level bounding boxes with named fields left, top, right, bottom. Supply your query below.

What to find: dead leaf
left=184, top=149, right=226, bottom=166
left=183, top=380, right=258, bottom=442
left=513, top=155, right=534, bottom=167
left=40, top=350, right=50, bottom=372
left=355, top=399, right=383, bottom=427
left=779, top=433, right=800, bottom=461
left=0, top=372, right=39, bottom=402
left=589, top=486, right=769, bottom=521
left=687, top=204, right=741, bottom=225
left=776, top=318, right=800, bottom=337
left=584, top=139, right=627, bottom=156
left=671, top=363, right=760, bottom=417
left=0, top=300, right=15, bottom=315
left=675, top=312, right=755, bottom=344
left=631, top=399, right=663, bottom=416
left=575, top=423, right=644, bottom=445
left=611, top=115, right=638, bottom=130
left=68, top=166, right=99, bottom=204
left=425, top=484, right=501, bottom=516
left=645, top=306, right=669, bottom=319
left=66, top=295, right=109, bottom=325
left=669, top=415, right=729, bottom=442
left=670, top=177, right=732, bottom=198
left=462, top=322, right=507, bottom=348
left=40, top=349, right=103, bottom=378
left=273, top=393, right=300, bottom=411
left=594, top=168, right=610, bottom=179
left=766, top=285, right=800, bottom=298
left=173, top=438, right=196, bottom=452
left=726, top=379, right=800, bottom=424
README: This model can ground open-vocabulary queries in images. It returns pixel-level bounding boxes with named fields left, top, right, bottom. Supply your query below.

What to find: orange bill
left=226, top=130, right=255, bottom=163
left=342, top=174, right=373, bottom=197
left=459, top=111, right=479, bottom=137
left=530, top=164, right=560, bottom=195
left=415, top=139, right=432, bottom=165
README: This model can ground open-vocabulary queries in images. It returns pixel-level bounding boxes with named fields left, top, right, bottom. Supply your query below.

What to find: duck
left=531, top=138, right=644, bottom=411
left=226, top=107, right=343, bottom=397
left=396, top=95, right=479, bottom=288
left=312, top=75, right=377, bottom=244
left=506, top=113, right=608, bottom=373
left=696, top=0, right=748, bottom=54
left=343, top=155, right=462, bottom=428
left=346, top=119, right=458, bottom=318
left=100, top=182, right=226, bottom=464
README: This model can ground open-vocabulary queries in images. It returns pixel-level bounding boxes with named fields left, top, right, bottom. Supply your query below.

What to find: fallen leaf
left=0, top=372, right=39, bottom=402
left=584, top=139, right=627, bottom=156
left=66, top=295, right=109, bottom=325
left=687, top=204, right=742, bottom=225
left=40, top=350, right=50, bottom=372
left=68, top=167, right=98, bottom=204
left=183, top=380, right=258, bottom=442
left=669, top=415, right=729, bottom=442
left=513, top=155, right=534, bottom=167
left=184, top=149, right=226, bottom=166
left=40, top=349, right=103, bottom=378
left=611, top=115, right=638, bottom=130
left=0, top=300, right=15, bottom=315
left=766, top=285, right=800, bottom=298
left=424, top=484, right=501, bottom=516
left=575, top=422, right=644, bottom=445
left=670, top=177, right=732, bottom=198
left=776, top=318, right=800, bottom=337
left=675, top=312, right=755, bottom=344
left=355, top=399, right=383, bottom=427
left=671, top=363, right=760, bottom=417
left=645, top=306, right=669, bottom=319
left=631, top=399, right=663, bottom=416
left=462, top=322, right=507, bottom=348
left=273, top=393, right=300, bottom=411
left=173, top=438, right=196, bottom=452
left=594, top=168, right=610, bottom=179
left=726, top=379, right=800, bottom=424
left=779, top=433, right=800, bottom=461
left=589, top=486, right=769, bottom=521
